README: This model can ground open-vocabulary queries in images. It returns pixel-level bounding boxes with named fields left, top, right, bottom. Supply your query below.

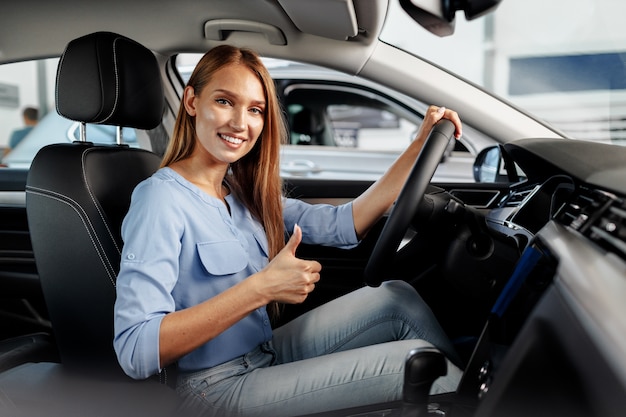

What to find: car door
left=0, top=167, right=50, bottom=341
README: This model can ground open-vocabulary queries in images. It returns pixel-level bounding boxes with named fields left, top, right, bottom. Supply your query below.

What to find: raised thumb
left=285, top=224, right=302, bottom=255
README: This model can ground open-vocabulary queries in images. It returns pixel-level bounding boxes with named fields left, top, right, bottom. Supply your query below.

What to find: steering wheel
left=364, top=119, right=456, bottom=287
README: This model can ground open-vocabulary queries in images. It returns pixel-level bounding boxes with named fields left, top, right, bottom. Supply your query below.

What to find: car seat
left=0, top=32, right=182, bottom=417
left=25, top=32, right=163, bottom=375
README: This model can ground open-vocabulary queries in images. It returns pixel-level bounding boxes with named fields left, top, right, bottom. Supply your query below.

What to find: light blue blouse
left=113, top=167, right=358, bottom=379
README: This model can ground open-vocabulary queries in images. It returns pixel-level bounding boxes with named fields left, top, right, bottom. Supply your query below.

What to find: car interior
left=0, top=1, right=625, bottom=416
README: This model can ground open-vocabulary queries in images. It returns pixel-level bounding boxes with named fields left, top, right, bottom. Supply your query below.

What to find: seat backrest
left=25, top=32, right=163, bottom=370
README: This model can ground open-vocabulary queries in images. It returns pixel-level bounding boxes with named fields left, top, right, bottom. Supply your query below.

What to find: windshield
left=380, top=0, right=626, bottom=145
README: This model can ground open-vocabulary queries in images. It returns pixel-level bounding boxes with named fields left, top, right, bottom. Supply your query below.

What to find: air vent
left=588, top=199, right=626, bottom=259
left=555, top=187, right=612, bottom=232
left=554, top=187, right=607, bottom=230
left=501, top=187, right=535, bottom=207
left=556, top=187, right=626, bottom=260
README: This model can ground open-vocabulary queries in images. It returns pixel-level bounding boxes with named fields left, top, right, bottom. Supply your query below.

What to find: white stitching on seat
left=26, top=185, right=117, bottom=287
left=100, top=36, right=121, bottom=124
left=54, top=46, right=69, bottom=119
left=81, top=147, right=122, bottom=254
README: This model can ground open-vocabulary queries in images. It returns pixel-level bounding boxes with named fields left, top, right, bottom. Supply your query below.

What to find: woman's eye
left=250, top=108, right=263, bottom=115
left=216, top=98, right=230, bottom=105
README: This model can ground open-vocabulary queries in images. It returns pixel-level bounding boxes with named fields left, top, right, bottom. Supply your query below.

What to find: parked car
left=0, top=0, right=625, bottom=416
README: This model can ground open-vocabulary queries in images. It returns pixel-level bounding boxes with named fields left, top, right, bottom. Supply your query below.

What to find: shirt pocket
left=197, top=240, right=248, bottom=276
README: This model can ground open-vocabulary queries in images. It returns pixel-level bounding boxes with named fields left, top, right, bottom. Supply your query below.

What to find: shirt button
left=127, top=253, right=136, bottom=260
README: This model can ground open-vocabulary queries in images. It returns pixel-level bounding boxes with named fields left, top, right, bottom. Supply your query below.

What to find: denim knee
left=378, top=280, right=423, bottom=312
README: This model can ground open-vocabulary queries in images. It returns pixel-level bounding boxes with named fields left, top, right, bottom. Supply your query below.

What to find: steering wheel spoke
left=364, top=119, right=456, bottom=287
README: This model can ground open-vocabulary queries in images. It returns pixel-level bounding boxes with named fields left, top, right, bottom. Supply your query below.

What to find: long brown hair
left=162, top=45, right=287, bottom=318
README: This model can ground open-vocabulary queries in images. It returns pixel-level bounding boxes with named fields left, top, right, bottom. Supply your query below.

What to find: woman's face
left=184, top=63, right=265, bottom=166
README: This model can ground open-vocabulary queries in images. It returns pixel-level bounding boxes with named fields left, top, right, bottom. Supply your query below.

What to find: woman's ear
left=183, top=86, right=197, bottom=117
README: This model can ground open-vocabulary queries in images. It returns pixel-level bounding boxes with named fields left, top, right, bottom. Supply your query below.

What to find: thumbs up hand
left=284, top=223, right=304, bottom=256
left=256, top=224, right=322, bottom=305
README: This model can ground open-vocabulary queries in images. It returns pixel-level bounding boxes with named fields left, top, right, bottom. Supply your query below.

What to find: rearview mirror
left=449, top=0, right=503, bottom=20
left=400, top=0, right=455, bottom=36
left=400, top=0, right=502, bottom=36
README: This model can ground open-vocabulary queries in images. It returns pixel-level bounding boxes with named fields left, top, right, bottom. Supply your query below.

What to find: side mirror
left=473, top=145, right=508, bottom=182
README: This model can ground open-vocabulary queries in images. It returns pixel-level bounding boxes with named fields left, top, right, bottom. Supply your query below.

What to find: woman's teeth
left=220, top=134, right=243, bottom=145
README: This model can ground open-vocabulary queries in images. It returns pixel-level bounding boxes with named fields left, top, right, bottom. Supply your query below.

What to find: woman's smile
left=219, top=133, right=245, bottom=146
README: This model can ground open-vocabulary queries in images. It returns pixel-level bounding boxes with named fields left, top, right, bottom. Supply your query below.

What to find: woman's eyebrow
left=213, top=88, right=266, bottom=106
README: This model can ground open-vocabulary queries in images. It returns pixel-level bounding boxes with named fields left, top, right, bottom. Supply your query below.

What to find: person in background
left=9, top=106, right=39, bottom=149
left=113, top=44, right=463, bottom=417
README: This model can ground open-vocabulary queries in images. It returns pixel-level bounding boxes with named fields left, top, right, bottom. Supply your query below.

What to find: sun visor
left=278, top=0, right=358, bottom=40
left=204, top=20, right=286, bottom=45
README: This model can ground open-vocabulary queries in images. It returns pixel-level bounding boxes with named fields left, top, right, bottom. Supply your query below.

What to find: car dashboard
left=458, top=138, right=626, bottom=416
left=484, top=174, right=575, bottom=253
left=312, top=137, right=626, bottom=417
left=493, top=137, right=625, bottom=248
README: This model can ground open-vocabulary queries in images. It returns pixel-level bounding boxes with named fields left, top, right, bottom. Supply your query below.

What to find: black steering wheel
left=364, top=119, right=456, bottom=287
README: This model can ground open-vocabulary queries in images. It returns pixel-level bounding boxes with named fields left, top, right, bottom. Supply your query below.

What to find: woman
left=114, top=45, right=463, bottom=416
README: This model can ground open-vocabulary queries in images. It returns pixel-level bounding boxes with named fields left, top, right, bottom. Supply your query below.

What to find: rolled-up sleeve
left=283, top=198, right=359, bottom=248
left=113, top=181, right=182, bottom=379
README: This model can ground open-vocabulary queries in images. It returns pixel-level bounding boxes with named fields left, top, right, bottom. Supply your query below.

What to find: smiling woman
left=0, top=1, right=625, bottom=417
left=113, top=44, right=463, bottom=417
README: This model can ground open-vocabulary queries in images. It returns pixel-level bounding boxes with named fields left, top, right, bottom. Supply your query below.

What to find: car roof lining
left=0, top=0, right=386, bottom=72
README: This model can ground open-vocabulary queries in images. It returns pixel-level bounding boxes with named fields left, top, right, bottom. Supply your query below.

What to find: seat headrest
left=56, top=31, right=163, bottom=130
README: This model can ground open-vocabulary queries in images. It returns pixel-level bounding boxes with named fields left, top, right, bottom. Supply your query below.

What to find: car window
left=281, top=85, right=420, bottom=151
left=0, top=58, right=145, bottom=169
left=175, top=55, right=480, bottom=182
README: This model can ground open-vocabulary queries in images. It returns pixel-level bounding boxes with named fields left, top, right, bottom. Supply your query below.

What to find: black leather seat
left=0, top=32, right=182, bottom=417
left=25, top=31, right=164, bottom=371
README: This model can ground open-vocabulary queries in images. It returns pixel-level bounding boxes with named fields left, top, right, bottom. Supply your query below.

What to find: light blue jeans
left=176, top=281, right=462, bottom=417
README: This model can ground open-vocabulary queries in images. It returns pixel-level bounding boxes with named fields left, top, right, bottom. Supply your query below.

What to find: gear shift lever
left=402, top=347, right=447, bottom=417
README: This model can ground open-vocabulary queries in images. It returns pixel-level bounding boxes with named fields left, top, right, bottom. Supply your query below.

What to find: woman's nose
left=230, top=108, right=246, bottom=131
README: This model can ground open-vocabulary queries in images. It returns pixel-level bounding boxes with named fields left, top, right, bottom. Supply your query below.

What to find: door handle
left=280, top=159, right=321, bottom=175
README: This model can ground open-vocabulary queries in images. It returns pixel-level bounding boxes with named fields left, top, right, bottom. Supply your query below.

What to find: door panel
left=0, top=169, right=49, bottom=340
left=278, top=178, right=378, bottom=324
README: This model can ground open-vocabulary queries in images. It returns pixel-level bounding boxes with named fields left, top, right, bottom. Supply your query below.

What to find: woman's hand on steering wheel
left=363, top=117, right=458, bottom=287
